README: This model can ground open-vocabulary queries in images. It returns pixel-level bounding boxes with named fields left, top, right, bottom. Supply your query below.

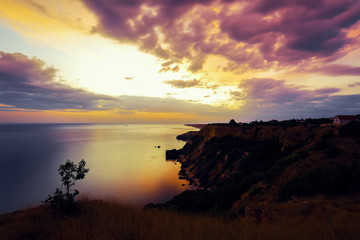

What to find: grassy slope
left=1, top=199, right=360, bottom=240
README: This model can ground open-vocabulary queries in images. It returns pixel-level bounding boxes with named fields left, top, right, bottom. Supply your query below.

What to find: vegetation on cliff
left=158, top=120, right=360, bottom=220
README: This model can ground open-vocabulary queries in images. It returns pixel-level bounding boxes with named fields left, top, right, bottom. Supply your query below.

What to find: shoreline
left=178, top=157, right=202, bottom=188
left=163, top=121, right=360, bottom=218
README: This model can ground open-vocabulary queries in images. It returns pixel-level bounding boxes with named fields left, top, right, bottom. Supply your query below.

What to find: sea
left=0, top=123, right=196, bottom=214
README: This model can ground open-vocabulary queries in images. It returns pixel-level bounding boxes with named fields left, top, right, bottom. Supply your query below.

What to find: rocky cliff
left=160, top=121, right=360, bottom=219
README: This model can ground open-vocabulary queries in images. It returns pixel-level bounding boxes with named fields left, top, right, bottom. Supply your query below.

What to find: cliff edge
left=160, top=121, right=360, bottom=219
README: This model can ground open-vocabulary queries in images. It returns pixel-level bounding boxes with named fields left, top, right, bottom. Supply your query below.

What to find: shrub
left=278, top=164, right=360, bottom=201
left=264, top=152, right=307, bottom=182
left=44, top=159, right=89, bottom=214
left=339, top=121, right=360, bottom=138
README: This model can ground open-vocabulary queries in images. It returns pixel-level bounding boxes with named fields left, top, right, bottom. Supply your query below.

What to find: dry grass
left=1, top=199, right=360, bottom=240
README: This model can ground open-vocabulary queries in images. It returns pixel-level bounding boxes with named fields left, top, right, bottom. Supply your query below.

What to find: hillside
left=160, top=121, right=360, bottom=219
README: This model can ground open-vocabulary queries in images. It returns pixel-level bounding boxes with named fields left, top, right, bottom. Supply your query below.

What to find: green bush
left=44, top=159, right=89, bottom=214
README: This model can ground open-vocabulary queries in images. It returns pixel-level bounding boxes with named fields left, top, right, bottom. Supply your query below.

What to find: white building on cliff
left=333, top=115, right=358, bottom=125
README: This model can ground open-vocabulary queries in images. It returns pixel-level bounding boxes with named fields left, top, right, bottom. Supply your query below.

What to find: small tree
left=44, top=159, right=89, bottom=214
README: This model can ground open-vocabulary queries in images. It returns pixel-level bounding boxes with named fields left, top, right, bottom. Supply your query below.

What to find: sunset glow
left=1, top=0, right=359, bottom=123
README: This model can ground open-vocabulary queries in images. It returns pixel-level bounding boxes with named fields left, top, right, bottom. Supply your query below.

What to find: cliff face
left=162, top=122, right=360, bottom=218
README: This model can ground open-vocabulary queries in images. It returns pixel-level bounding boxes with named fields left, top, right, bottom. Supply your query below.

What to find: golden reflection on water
left=53, top=124, right=195, bottom=204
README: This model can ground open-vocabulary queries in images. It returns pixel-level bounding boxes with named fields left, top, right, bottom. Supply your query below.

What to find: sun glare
left=59, top=36, right=234, bottom=107
left=74, top=42, right=161, bottom=95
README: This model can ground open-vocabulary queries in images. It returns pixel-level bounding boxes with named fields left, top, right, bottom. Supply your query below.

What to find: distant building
left=333, top=115, right=358, bottom=125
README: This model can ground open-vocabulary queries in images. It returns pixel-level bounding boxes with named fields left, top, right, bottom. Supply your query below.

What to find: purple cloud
left=232, top=78, right=360, bottom=121
left=222, top=0, right=360, bottom=62
left=238, top=78, right=340, bottom=104
left=0, top=51, right=122, bottom=110
left=349, top=82, right=360, bottom=88
left=307, top=64, right=360, bottom=76
left=81, top=0, right=360, bottom=72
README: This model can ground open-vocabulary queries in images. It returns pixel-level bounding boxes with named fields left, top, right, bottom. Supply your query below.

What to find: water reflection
left=0, top=124, right=195, bottom=214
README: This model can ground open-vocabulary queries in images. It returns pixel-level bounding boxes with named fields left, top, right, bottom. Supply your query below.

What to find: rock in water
left=166, top=149, right=182, bottom=160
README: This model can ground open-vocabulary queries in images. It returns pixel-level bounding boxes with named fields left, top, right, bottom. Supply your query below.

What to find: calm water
left=0, top=124, right=196, bottom=214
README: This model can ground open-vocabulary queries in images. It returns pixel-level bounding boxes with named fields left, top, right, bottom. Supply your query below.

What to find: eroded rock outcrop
left=160, top=122, right=360, bottom=218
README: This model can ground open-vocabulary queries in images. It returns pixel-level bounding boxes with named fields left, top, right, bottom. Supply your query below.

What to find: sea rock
left=166, top=149, right=182, bottom=160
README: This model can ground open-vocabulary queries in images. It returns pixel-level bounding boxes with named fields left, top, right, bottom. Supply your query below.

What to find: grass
left=278, top=164, right=360, bottom=201
left=1, top=199, right=360, bottom=240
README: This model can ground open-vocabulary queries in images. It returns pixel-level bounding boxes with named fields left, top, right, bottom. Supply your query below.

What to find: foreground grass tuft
left=1, top=199, right=360, bottom=240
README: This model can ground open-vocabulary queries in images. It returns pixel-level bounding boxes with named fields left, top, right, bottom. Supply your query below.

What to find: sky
left=0, top=0, right=359, bottom=123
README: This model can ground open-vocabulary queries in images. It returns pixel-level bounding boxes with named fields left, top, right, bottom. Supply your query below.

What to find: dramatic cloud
left=2, top=1, right=359, bottom=123
left=82, top=0, right=360, bottom=72
left=0, top=51, right=118, bottom=110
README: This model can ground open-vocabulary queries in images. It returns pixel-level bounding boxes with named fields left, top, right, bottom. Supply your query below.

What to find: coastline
left=163, top=121, right=360, bottom=218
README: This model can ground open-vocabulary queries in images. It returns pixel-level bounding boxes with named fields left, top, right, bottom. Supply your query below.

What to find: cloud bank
left=233, top=78, right=360, bottom=120
left=0, top=51, right=118, bottom=111
left=0, top=52, right=231, bottom=120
